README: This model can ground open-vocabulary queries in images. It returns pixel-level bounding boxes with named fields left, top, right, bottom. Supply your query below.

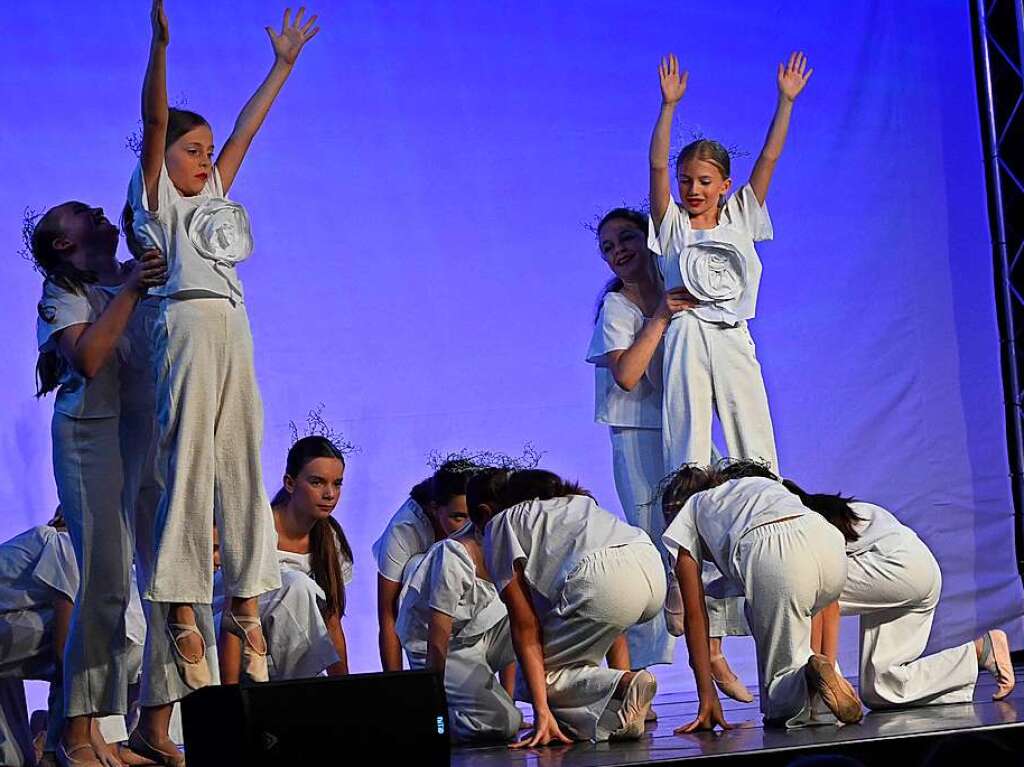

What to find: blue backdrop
left=2, top=0, right=1021, bottom=696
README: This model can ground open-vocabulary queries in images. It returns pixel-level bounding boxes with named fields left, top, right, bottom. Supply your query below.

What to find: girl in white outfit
left=215, top=436, right=354, bottom=679
left=779, top=478, right=1017, bottom=707
left=479, top=469, right=666, bottom=747
left=587, top=207, right=751, bottom=701
left=648, top=52, right=814, bottom=474
left=661, top=464, right=862, bottom=732
left=374, top=465, right=473, bottom=671
left=397, top=474, right=521, bottom=743
left=124, top=1, right=320, bottom=688
left=28, top=200, right=177, bottom=767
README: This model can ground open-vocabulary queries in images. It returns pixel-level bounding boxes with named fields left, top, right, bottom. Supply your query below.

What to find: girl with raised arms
left=125, top=0, right=320, bottom=690
left=648, top=52, right=812, bottom=474
left=587, top=207, right=752, bottom=702
left=480, top=469, right=666, bottom=747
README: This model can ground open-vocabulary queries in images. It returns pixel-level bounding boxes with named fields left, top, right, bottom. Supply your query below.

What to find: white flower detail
left=682, top=240, right=746, bottom=303
left=187, top=198, right=253, bottom=265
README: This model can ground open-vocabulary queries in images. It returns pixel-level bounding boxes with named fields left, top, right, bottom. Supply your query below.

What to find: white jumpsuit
left=588, top=291, right=747, bottom=658
left=648, top=184, right=778, bottom=474
left=485, top=495, right=666, bottom=741
left=215, top=544, right=353, bottom=680
left=663, top=478, right=847, bottom=726
left=840, top=502, right=978, bottom=708
left=397, top=538, right=522, bottom=743
left=128, top=162, right=280, bottom=605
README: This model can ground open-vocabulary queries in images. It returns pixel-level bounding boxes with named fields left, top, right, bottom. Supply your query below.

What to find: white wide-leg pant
left=662, top=313, right=777, bottom=474
left=52, top=415, right=134, bottom=720
left=610, top=427, right=746, bottom=658
left=148, top=298, right=279, bottom=604
left=840, top=530, right=978, bottom=709
left=121, top=301, right=222, bottom=707
left=540, top=543, right=666, bottom=741
left=258, top=570, right=339, bottom=680
left=737, top=515, right=847, bottom=726
left=444, top=620, right=522, bottom=743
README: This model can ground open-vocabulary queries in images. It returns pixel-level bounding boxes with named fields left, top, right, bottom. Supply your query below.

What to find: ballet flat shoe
left=167, top=621, right=211, bottom=690
left=711, top=655, right=755, bottom=703
left=805, top=654, right=863, bottom=724
left=126, top=729, right=186, bottom=767
left=226, top=612, right=270, bottom=683
left=981, top=629, right=1016, bottom=701
left=610, top=670, right=657, bottom=741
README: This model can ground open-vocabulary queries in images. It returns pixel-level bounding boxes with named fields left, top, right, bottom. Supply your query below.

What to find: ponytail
left=782, top=479, right=863, bottom=543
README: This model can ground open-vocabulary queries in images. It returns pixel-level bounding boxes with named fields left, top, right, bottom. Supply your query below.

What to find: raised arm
left=376, top=574, right=404, bottom=671
left=141, top=0, right=170, bottom=212
left=216, top=7, right=320, bottom=193
left=502, top=563, right=573, bottom=749
left=748, top=51, right=812, bottom=205
left=605, top=289, right=695, bottom=391
left=57, top=251, right=167, bottom=379
left=650, top=54, right=688, bottom=228
left=674, top=551, right=731, bottom=733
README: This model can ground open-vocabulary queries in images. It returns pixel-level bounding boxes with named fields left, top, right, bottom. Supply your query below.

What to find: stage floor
left=451, top=663, right=1024, bottom=766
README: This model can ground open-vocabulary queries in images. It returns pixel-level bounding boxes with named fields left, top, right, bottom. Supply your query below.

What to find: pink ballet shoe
left=711, top=654, right=754, bottom=703
left=56, top=742, right=101, bottom=767
left=805, top=654, right=863, bottom=724
left=167, top=621, right=211, bottom=690
left=226, top=612, right=269, bottom=683
left=610, top=670, right=657, bottom=741
left=126, top=729, right=185, bottom=767
left=980, top=629, right=1016, bottom=701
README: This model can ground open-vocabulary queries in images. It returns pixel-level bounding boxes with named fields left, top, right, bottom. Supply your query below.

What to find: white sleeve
left=661, top=500, right=703, bottom=566
left=31, top=531, right=78, bottom=601
left=586, top=294, right=641, bottom=363
left=725, top=183, right=773, bottom=243
left=647, top=197, right=686, bottom=257
left=36, top=282, right=96, bottom=352
left=484, top=508, right=531, bottom=596
left=128, top=161, right=176, bottom=246
left=374, top=521, right=425, bottom=583
left=426, top=542, right=472, bottom=618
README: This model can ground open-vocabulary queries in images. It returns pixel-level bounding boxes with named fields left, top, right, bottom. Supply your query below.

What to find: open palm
left=268, top=7, right=320, bottom=65
left=659, top=53, right=689, bottom=105
left=777, top=51, right=812, bottom=101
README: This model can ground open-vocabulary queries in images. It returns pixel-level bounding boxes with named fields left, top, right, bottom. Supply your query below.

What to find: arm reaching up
left=141, top=0, right=170, bottom=211
left=748, top=51, right=812, bottom=205
left=216, top=7, right=321, bottom=192
left=650, top=54, right=688, bottom=228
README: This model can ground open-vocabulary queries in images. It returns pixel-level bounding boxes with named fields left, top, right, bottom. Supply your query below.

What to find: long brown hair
left=28, top=205, right=98, bottom=397
left=272, top=436, right=353, bottom=618
left=494, top=469, right=592, bottom=512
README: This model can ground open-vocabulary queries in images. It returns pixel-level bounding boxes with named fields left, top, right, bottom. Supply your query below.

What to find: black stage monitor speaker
left=181, top=670, right=450, bottom=766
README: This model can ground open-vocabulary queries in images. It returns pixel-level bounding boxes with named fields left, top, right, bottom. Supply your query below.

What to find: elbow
left=612, top=371, right=639, bottom=392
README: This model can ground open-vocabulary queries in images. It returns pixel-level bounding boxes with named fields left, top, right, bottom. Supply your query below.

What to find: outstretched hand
left=267, top=7, right=320, bottom=66
left=777, top=51, right=812, bottom=101
left=659, top=53, right=688, bottom=105
left=675, top=696, right=732, bottom=734
left=151, top=0, right=169, bottom=45
left=510, top=709, right=573, bottom=749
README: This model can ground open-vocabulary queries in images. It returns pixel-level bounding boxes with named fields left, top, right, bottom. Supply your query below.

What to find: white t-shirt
left=276, top=546, right=355, bottom=586
left=846, top=501, right=909, bottom=556
left=372, top=497, right=437, bottom=583
left=395, top=538, right=506, bottom=658
left=648, top=183, right=772, bottom=325
left=128, top=161, right=252, bottom=301
left=36, top=281, right=124, bottom=419
left=662, top=477, right=807, bottom=596
left=586, top=291, right=663, bottom=429
left=484, top=494, right=653, bottom=602
left=0, top=526, right=78, bottom=613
